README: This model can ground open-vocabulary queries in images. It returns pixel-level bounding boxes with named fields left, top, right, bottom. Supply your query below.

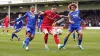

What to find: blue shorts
left=26, top=27, right=36, bottom=35
left=15, top=28, right=22, bottom=33
left=68, top=26, right=82, bottom=32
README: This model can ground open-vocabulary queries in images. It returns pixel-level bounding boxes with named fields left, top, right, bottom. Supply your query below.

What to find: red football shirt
left=41, top=10, right=60, bottom=26
left=3, top=17, right=9, bottom=24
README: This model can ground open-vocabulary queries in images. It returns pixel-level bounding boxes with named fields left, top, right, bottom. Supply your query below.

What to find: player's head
left=30, top=6, right=35, bottom=12
left=68, top=3, right=77, bottom=11
left=18, top=14, right=22, bottom=18
left=6, top=14, right=9, bottom=17
left=51, top=5, right=57, bottom=12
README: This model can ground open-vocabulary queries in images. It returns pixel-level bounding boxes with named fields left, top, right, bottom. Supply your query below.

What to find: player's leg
left=39, top=28, right=42, bottom=34
left=6, top=27, right=9, bottom=33
left=5, top=24, right=9, bottom=34
left=37, top=28, right=39, bottom=33
left=49, top=27, right=61, bottom=49
left=11, top=30, right=16, bottom=41
left=59, top=27, right=74, bottom=49
left=22, top=28, right=31, bottom=48
left=23, top=31, right=31, bottom=51
left=42, top=28, right=49, bottom=50
left=1, top=25, right=5, bottom=34
left=37, top=23, right=40, bottom=33
left=22, top=27, right=35, bottom=51
left=77, top=27, right=84, bottom=49
left=11, top=29, right=20, bottom=41
left=38, top=23, right=42, bottom=34
left=73, top=31, right=76, bottom=41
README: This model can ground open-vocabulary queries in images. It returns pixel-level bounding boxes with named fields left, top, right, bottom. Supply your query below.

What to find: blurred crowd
left=81, top=10, right=100, bottom=27
left=0, top=9, right=100, bottom=27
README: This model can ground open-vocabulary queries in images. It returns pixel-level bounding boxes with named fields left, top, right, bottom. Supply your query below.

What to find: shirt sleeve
left=55, top=14, right=60, bottom=19
left=68, top=12, right=71, bottom=16
left=44, top=10, right=49, bottom=15
left=18, top=12, right=28, bottom=21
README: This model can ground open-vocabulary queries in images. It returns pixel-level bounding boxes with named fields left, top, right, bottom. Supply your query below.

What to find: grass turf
left=0, top=28, right=100, bottom=56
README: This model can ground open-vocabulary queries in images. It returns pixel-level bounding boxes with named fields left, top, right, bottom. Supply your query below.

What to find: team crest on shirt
left=17, top=21, right=20, bottom=24
left=30, top=15, right=35, bottom=19
left=73, top=14, right=78, bottom=18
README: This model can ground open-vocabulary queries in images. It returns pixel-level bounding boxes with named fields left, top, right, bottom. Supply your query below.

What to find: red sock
left=2, top=30, right=4, bottom=32
left=54, top=34, right=60, bottom=45
left=44, top=34, right=48, bottom=44
left=7, top=30, right=9, bottom=33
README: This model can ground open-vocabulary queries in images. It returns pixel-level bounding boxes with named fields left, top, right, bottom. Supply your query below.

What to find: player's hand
left=39, top=11, right=44, bottom=15
left=11, top=21, right=15, bottom=23
left=69, top=21, right=74, bottom=24
left=60, top=15, right=66, bottom=17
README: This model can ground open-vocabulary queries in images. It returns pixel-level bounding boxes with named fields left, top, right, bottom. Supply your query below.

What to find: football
left=56, top=29, right=62, bottom=35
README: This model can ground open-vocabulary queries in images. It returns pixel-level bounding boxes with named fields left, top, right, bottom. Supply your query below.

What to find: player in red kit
left=40, top=6, right=63, bottom=50
left=1, top=15, right=10, bottom=34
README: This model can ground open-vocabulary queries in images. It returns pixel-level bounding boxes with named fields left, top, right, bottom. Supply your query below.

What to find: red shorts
left=41, top=25, right=53, bottom=32
left=4, top=23, right=9, bottom=28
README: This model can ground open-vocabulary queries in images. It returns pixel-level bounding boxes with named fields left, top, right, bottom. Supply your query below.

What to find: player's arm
left=55, top=14, right=68, bottom=19
left=18, top=13, right=28, bottom=21
left=11, top=21, right=15, bottom=23
left=39, top=11, right=44, bottom=15
left=39, top=10, right=48, bottom=16
left=68, top=14, right=74, bottom=24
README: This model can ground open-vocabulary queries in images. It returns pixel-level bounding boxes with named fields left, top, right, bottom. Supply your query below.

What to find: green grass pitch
left=0, top=28, right=100, bottom=56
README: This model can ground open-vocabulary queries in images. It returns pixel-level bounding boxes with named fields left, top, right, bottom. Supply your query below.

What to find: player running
left=1, top=15, right=10, bottom=34
left=20, top=6, right=38, bottom=51
left=40, top=6, right=64, bottom=50
left=60, top=3, right=84, bottom=49
left=10, top=14, right=23, bottom=41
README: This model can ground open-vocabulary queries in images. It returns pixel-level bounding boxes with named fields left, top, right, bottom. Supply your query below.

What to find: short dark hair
left=68, top=3, right=77, bottom=10
left=30, top=5, right=34, bottom=8
left=52, top=5, right=57, bottom=8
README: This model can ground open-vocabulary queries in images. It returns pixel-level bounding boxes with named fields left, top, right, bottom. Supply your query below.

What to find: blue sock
left=11, top=34, right=15, bottom=39
left=73, top=33, right=75, bottom=40
left=25, top=37, right=31, bottom=47
left=14, top=34, right=18, bottom=38
left=78, top=38, right=82, bottom=45
left=64, top=37, right=68, bottom=46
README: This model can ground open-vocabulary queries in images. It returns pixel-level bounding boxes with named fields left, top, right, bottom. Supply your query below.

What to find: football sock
left=64, top=37, right=68, bottom=46
left=11, top=33, right=15, bottom=39
left=73, top=33, right=75, bottom=40
left=7, top=30, right=9, bottom=33
left=25, top=37, right=31, bottom=47
left=2, top=30, right=4, bottom=32
left=54, top=34, right=60, bottom=45
left=14, top=34, right=18, bottom=38
left=44, top=34, right=48, bottom=44
left=78, top=38, right=82, bottom=45
left=12, top=33, right=18, bottom=39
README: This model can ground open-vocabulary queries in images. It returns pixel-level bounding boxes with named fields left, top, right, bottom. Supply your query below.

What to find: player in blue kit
left=10, top=14, right=23, bottom=41
left=37, top=11, right=43, bottom=34
left=18, top=6, right=38, bottom=51
left=60, top=3, right=84, bottom=49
